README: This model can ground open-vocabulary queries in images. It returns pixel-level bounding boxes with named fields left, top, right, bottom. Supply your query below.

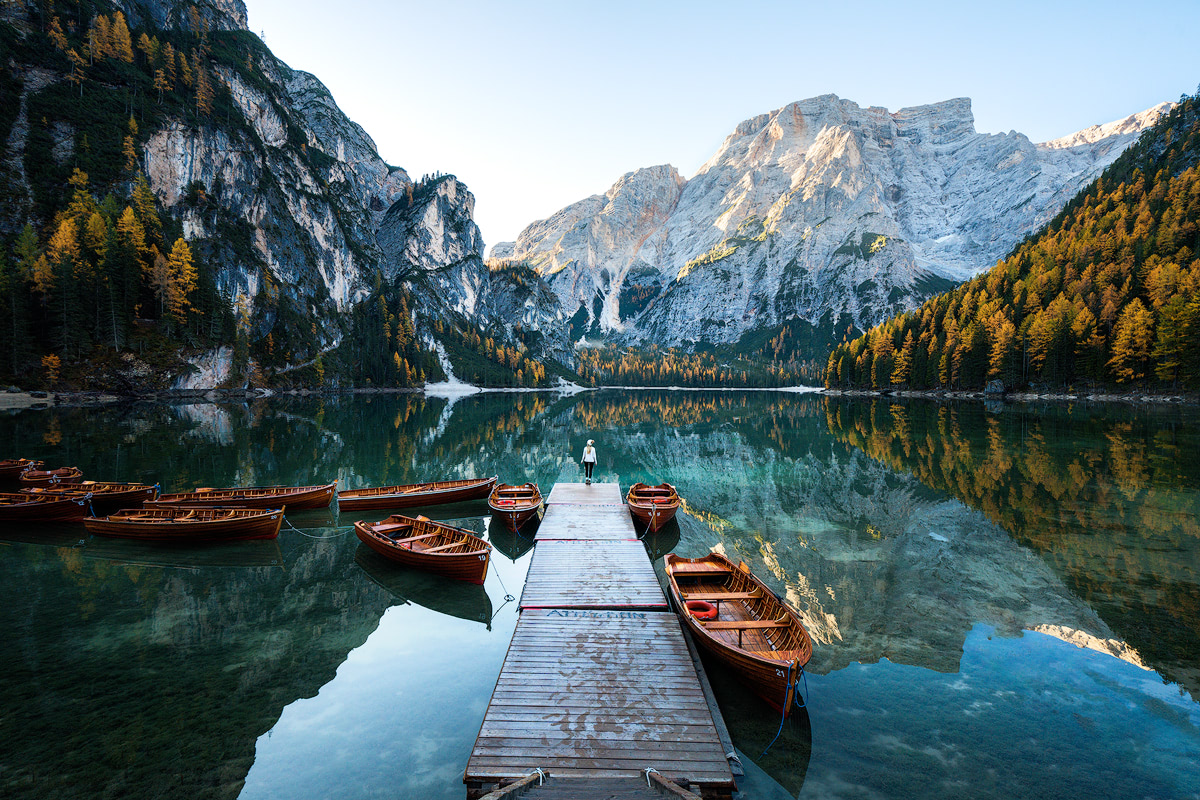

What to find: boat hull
left=0, top=492, right=90, bottom=522
left=666, top=552, right=812, bottom=717
left=338, top=477, right=497, bottom=511
left=354, top=515, right=490, bottom=584
left=627, top=482, right=680, bottom=533
left=487, top=483, right=543, bottom=533
left=148, top=482, right=336, bottom=510
left=84, top=508, right=284, bottom=542
left=0, top=459, right=43, bottom=480
left=22, top=482, right=158, bottom=516
left=19, top=467, right=83, bottom=488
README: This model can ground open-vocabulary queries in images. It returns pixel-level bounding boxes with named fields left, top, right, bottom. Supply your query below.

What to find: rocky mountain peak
left=117, top=1, right=248, bottom=32
left=503, top=93, right=1168, bottom=353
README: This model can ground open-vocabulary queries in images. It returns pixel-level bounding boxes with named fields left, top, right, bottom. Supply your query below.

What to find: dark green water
left=1, top=391, right=1197, bottom=799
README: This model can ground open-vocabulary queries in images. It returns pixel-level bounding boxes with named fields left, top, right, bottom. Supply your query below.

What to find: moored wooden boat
left=19, top=466, right=83, bottom=487
left=487, top=483, right=543, bottom=532
left=338, top=476, right=497, bottom=511
left=84, top=506, right=284, bottom=542
left=665, top=551, right=813, bottom=716
left=147, top=481, right=337, bottom=510
left=626, top=482, right=680, bottom=533
left=0, top=458, right=44, bottom=480
left=0, top=491, right=92, bottom=522
left=22, top=481, right=159, bottom=515
left=354, top=514, right=491, bottom=584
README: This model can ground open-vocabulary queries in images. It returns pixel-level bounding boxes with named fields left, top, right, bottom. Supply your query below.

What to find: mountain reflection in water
left=0, top=391, right=1196, bottom=800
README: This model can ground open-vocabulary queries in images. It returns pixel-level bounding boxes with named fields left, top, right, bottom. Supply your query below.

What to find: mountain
left=0, top=0, right=567, bottom=391
left=495, top=94, right=1168, bottom=355
left=826, top=89, right=1200, bottom=392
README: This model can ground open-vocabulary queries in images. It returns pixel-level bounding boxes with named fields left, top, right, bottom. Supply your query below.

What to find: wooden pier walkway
left=465, top=483, right=736, bottom=799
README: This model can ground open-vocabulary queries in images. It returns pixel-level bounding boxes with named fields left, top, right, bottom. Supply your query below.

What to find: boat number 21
left=775, top=669, right=786, bottom=677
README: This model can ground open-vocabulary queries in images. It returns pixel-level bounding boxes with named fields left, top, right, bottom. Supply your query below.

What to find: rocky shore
left=823, top=387, right=1200, bottom=405
left=0, top=386, right=424, bottom=411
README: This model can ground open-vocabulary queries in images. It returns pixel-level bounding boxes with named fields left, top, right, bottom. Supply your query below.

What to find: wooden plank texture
left=545, top=482, right=624, bottom=506
left=535, top=502, right=636, bottom=542
left=465, top=609, right=733, bottom=787
left=520, top=540, right=665, bottom=609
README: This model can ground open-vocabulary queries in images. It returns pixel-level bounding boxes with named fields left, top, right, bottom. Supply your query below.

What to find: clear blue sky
left=245, top=0, right=1199, bottom=250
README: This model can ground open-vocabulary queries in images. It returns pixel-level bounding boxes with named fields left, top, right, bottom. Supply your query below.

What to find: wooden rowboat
left=665, top=551, right=813, bottom=716
left=148, top=481, right=337, bottom=510
left=487, top=483, right=543, bottom=532
left=0, top=491, right=92, bottom=522
left=84, top=507, right=285, bottom=542
left=22, top=481, right=159, bottom=516
left=19, top=466, right=83, bottom=487
left=0, top=458, right=44, bottom=480
left=626, top=482, right=680, bottom=533
left=354, top=514, right=491, bottom=584
left=338, top=476, right=497, bottom=511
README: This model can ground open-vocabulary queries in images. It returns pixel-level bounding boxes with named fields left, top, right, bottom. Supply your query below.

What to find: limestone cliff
left=504, top=95, right=1168, bottom=349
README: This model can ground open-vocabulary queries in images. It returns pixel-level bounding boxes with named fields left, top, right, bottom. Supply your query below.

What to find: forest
left=825, top=89, right=1200, bottom=392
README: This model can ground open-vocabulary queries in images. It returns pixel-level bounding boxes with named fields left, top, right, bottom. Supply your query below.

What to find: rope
left=794, top=665, right=809, bottom=710
left=643, top=767, right=660, bottom=788
left=494, top=566, right=517, bottom=603
left=527, top=768, right=545, bottom=786
left=759, top=663, right=793, bottom=758
left=283, top=518, right=354, bottom=539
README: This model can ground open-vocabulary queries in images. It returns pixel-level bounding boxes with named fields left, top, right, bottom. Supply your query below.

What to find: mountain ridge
left=495, top=94, right=1168, bottom=358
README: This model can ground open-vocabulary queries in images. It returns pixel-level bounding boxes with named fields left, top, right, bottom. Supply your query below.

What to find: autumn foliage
left=826, top=91, right=1200, bottom=392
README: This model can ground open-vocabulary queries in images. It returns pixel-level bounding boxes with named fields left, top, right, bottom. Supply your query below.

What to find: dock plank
left=545, top=482, right=624, bottom=505
left=466, top=483, right=735, bottom=798
left=465, top=609, right=733, bottom=789
left=520, top=540, right=665, bottom=609
left=534, top=502, right=636, bottom=541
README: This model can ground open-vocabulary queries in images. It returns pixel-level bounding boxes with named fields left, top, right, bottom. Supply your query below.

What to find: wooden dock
left=465, top=483, right=736, bottom=799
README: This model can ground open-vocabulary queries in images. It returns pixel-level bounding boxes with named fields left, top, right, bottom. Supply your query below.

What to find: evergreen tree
left=1108, top=299, right=1156, bottom=383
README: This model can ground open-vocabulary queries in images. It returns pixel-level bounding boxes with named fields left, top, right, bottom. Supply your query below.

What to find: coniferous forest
left=826, top=90, right=1200, bottom=392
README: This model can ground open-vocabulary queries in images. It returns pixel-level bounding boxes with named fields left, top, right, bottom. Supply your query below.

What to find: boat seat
left=671, top=567, right=732, bottom=577
left=701, top=619, right=790, bottom=630
left=681, top=590, right=762, bottom=601
left=420, top=541, right=469, bottom=553
left=386, top=532, right=439, bottom=544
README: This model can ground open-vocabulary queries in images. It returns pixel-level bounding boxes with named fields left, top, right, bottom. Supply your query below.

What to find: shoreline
left=2, top=385, right=1197, bottom=411
left=822, top=387, right=1200, bottom=405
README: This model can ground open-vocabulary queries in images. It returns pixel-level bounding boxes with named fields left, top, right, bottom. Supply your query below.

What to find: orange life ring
left=686, top=600, right=718, bottom=620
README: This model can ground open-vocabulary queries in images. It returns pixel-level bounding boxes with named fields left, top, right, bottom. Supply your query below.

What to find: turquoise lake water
left=0, top=391, right=1197, bottom=799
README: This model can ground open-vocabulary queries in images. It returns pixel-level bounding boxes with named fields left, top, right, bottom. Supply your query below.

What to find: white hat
left=587, top=439, right=594, bottom=445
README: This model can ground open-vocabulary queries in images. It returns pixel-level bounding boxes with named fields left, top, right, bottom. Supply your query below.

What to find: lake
left=1, top=391, right=1197, bottom=799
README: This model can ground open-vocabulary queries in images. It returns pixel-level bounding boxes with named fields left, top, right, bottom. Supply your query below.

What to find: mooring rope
left=760, top=663, right=795, bottom=758
left=283, top=517, right=354, bottom=539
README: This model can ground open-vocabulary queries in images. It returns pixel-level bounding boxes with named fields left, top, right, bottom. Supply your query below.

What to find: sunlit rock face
left=508, top=165, right=687, bottom=336
left=374, top=179, right=574, bottom=364
left=141, top=56, right=412, bottom=337
left=506, top=95, right=1168, bottom=345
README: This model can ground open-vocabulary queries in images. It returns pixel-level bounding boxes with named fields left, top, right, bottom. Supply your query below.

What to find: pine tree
left=1152, top=294, right=1191, bottom=385
left=111, top=12, right=134, bottom=62
left=1108, top=299, right=1156, bottom=383
left=0, top=248, right=32, bottom=376
left=165, top=239, right=196, bottom=324
left=193, top=51, right=213, bottom=116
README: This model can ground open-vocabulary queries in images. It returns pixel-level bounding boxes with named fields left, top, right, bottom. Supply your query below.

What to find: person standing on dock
left=581, top=439, right=597, bottom=484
